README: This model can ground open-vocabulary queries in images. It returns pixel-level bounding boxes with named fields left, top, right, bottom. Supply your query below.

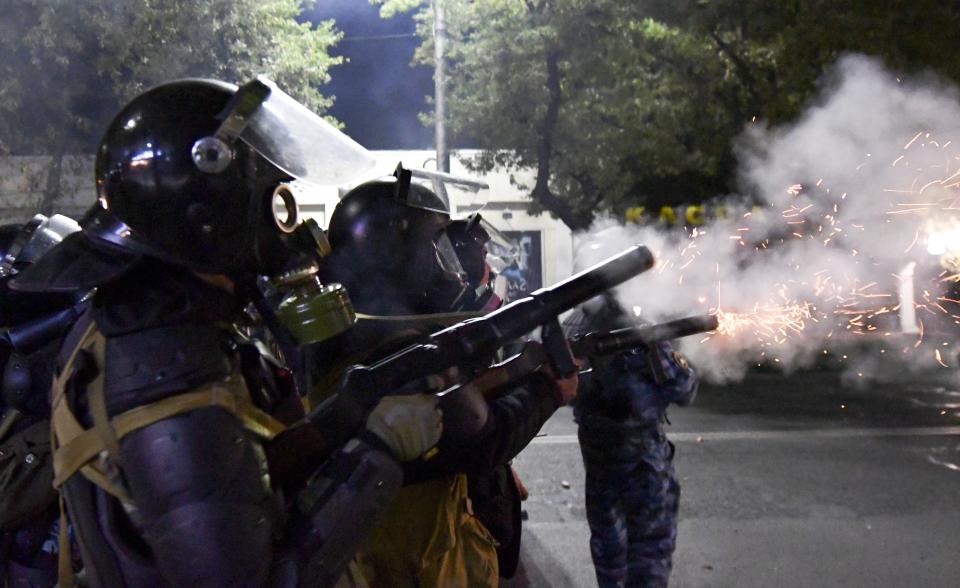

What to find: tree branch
left=571, top=170, right=603, bottom=210
left=709, top=30, right=762, bottom=118
left=529, top=48, right=590, bottom=231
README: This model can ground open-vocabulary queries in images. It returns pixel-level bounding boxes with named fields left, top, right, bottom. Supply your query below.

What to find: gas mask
left=264, top=219, right=357, bottom=348
left=184, top=78, right=370, bottom=350
left=448, top=213, right=517, bottom=312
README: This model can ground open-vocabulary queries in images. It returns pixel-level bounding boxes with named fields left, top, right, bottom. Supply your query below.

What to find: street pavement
left=504, top=367, right=960, bottom=587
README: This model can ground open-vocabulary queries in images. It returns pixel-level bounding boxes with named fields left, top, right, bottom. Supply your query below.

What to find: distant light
left=632, top=305, right=642, bottom=317
left=130, top=149, right=154, bottom=168
left=925, top=229, right=960, bottom=256
left=927, top=233, right=947, bottom=256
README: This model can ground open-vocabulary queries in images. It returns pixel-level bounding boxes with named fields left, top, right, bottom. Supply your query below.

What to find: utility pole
left=433, top=0, right=450, bottom=173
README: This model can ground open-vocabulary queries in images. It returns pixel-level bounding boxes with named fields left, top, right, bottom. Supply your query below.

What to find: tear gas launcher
left=452, top=314, right=719, bottom=404
left=267, top=244, right=655, bottom=489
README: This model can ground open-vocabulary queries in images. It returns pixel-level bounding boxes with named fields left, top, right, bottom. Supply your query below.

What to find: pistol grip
left=542, top=317, right=577, bottom=379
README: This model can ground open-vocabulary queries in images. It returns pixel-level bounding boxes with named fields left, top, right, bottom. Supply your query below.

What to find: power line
left=340, top=32, right=418, bottom=42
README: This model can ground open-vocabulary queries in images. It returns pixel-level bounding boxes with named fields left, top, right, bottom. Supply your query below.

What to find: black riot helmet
left=0, top=214, right=80, bottom=277
left=447, top=214, right=491, bottom=288
left=11, top=77, right=374, bottom=293
left=0, top=215, right=81, bottom=324
left=325, top=166, right=469, bottom=315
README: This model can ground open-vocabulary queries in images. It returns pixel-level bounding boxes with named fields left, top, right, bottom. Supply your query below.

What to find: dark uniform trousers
left=578, top=423, right=679, bottom=588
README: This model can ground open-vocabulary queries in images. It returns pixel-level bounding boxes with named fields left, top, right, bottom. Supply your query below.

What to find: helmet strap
left=192, top=78, right=272, bottom=175
left=214, top=77, right=272, bottom=143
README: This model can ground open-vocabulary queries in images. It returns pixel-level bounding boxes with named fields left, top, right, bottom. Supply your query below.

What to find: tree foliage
left=376, top=0, right=960, bottom=230
left=0, top=0, right=342, bottom=157
left=647, top=0, right=960, bottom=125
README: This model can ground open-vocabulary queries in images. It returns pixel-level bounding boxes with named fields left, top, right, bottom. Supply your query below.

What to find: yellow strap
left=50, top=321, right=97, bottom=406
left=50, top=323, right=92, bottom=587
left=87, top=330, right=121, bottom=458
left=84, top=330, right=132, bottom=501
left=49, top=322, right=131, bottom=499
left=50, top=322, right=97, bottom=445
left=53, top=378, right=286, bottom=488
left=56, top=494, right=75, bottom=588
left=49, top=319, right=286, bottom=587
left=50, top=321, right=98, bottom=445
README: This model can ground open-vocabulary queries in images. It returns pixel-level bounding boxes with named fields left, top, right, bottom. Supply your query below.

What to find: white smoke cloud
left=578, top=55, right=960, bottom=381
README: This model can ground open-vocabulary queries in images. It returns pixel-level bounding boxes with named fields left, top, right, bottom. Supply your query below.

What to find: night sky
left=305, top=1, right=435, bottom=150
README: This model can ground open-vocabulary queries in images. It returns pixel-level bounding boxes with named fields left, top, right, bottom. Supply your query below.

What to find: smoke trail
left=577, top=55, right=960, bottom=381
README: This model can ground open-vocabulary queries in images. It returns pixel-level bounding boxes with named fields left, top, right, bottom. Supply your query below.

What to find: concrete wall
left=0, top=155, right=96, bottom=223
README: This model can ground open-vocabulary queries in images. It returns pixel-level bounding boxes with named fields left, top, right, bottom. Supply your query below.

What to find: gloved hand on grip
left=539, top=356, right=585, bottom=406
left=366, top=394, right=443, bottom=461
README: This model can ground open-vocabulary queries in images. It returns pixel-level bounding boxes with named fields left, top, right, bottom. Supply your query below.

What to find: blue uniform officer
left=564, top=297, right=698, bottom=588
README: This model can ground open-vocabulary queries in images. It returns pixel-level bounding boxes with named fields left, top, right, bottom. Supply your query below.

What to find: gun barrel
left=592, top=314, right=718, bottom=355
left=312, top=245, right=655, bottom=415
left=525, top=244, right=655, bottom=319
left=464, top=244, right=655, bottom=343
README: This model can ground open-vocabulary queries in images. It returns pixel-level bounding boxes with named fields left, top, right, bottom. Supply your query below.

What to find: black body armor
left=53, top=263, right=403, bottom=587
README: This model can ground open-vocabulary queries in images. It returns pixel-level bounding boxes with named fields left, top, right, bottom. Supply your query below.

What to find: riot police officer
left=318, top=171, right=578, bottom=587
left=10, top=78, right=443, bottom=588
left=564, top=293, right=698, bottom=588
left=446, top=213, right=510, bottom=312
left=0, top=214, right=84, bottom=587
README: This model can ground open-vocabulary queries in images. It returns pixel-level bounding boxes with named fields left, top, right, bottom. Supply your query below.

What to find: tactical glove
left=366, top=394, right=443, bottom=461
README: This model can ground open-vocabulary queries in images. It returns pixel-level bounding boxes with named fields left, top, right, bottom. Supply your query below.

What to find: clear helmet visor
left=449, top=212, right=518, bottom=274
left=239, top=79, right=375, bottom=186
left=478, top=216, right=516, bottom=253
left=404, top=182, right=449, bottom=214
left=484, top=223, right=520, bottom=273
left=435, top=232, right=467, bottom=278
left=0, top=214, right=81, bottom=275
left=19, top=214, right=81, bottom=265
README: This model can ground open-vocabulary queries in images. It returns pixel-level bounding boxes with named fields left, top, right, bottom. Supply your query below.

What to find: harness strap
left=49, top=320, right=96, bottom=588
left=56, top=494, right=73, bottom=588
left=50, top=318, right=288, bottom=586
left=53, top=376, right=286, bottom=489
left=87, top=331, right=119, bottom=459
left=50, top=322, right=131, bottom=501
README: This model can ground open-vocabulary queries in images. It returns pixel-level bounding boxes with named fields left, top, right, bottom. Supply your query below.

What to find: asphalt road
left=504, top=367, right=960, bottom=587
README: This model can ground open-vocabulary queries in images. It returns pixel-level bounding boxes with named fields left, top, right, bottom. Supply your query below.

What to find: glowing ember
left=715, top=303, right=814, bottom=343
left=616, top=128, right=960, bottom=371
left=935, top=348, right=949, bottom=368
